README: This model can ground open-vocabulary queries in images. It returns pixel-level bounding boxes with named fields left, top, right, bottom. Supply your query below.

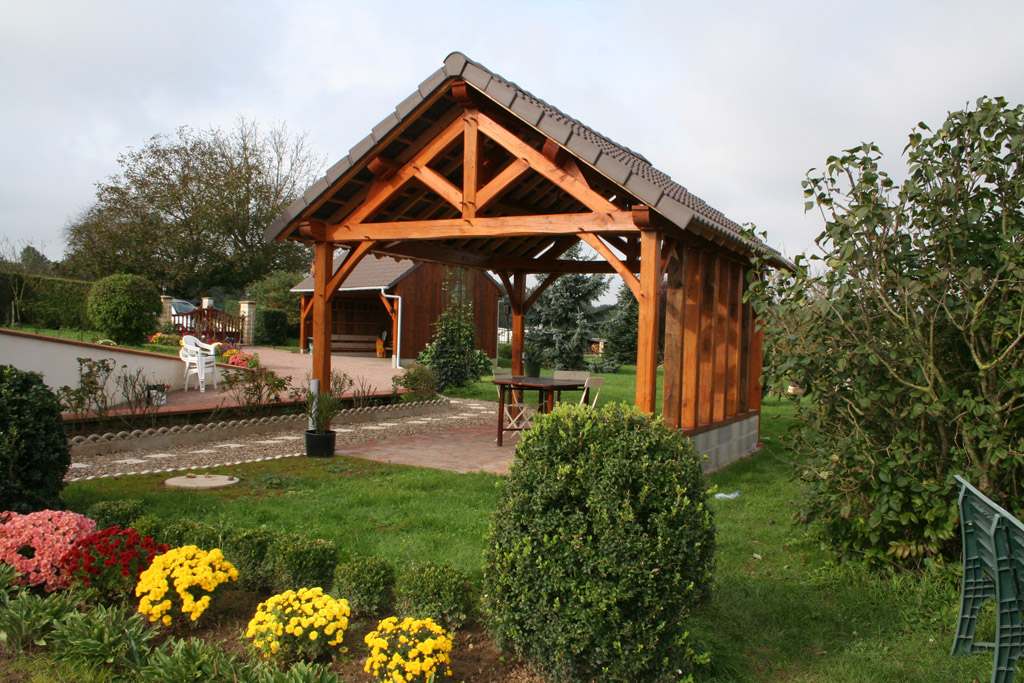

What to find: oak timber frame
left=285, top=80, right=764, bottom=435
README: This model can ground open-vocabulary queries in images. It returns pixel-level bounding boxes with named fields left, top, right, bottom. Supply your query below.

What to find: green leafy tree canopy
left=747, top=96, right=1024, bottom=568
left=62, top=118, right=323, bottom=298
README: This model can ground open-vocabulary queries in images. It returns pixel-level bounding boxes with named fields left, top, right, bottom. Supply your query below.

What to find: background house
left=291, top=252, right=501, bottom=364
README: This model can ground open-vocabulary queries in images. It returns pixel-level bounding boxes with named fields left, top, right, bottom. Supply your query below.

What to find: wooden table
left=494, top=375, right=587, bottom=446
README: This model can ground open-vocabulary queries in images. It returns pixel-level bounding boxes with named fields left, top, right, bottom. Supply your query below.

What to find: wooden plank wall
left=391, top=263, right=500, bottom=360
left=663, top=243, right=760, bottom=432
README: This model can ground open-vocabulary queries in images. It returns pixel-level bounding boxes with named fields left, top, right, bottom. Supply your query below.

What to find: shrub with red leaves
left=60, top=526, right=169, bottom=601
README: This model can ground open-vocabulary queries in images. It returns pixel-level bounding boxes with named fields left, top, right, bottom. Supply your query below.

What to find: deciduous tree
left=62, top=118, right=323, bottom=297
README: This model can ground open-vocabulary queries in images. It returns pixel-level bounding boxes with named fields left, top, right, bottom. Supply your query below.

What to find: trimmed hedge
left=0, top=365, right=70, bottom=513
left=253, top=306, right=289, bottom=346
left=484, top=403, right=715, bottom=682
left=86, top=274, right=160, bottom=344
left=0, top=273, right=93, bottom=329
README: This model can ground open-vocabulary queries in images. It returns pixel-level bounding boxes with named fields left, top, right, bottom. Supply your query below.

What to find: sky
left=2, top=0, right=1023, bottom=267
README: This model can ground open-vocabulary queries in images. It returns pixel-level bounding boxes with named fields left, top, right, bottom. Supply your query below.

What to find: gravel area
left=66, top=398, right=496, bottom=481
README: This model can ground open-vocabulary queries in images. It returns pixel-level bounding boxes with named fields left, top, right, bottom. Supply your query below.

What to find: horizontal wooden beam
left=491, top=257, right=639, bottom=274
left=369, top=241, right=492, bottom=269
left=326, top=211, right=637, bottom=242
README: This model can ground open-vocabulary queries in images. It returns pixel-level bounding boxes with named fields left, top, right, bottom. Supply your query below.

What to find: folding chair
left=580, top=377, right=604, bottom=408
left=496, top=381, right=534, bottom=434
left=553, top=370, right=590, bottom=402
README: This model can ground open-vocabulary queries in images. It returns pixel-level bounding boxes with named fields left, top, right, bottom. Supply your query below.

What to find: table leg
left=497, top=385, right=505, bottom=447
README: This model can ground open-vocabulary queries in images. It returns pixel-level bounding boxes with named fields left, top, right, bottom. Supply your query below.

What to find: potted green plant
left=522, top=341, right=542, bottom=378
left=303, top=389, right=344, bottom=458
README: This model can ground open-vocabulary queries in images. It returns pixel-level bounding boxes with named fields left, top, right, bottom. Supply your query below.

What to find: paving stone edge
left=68, top=398, right=451, bottom=457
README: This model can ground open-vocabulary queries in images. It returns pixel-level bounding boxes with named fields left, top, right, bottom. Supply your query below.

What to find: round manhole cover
left=164, top=473, right=240, bottom=490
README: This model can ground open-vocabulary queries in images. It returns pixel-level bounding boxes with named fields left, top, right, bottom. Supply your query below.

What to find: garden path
left=66, top=399, right=517, bottom=482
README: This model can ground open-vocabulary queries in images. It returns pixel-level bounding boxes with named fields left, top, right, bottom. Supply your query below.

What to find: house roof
left=266, top=51, right=789, bottom=270
left=290, top=251, right=417, bottom=293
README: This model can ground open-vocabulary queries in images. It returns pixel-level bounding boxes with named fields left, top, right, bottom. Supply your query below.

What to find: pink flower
left=0, top=510, right=96, bottom=591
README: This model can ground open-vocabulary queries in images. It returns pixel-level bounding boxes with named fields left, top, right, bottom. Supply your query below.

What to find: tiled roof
left=290, top=251, right=417, bottom=293
left=266, top=52, right=787, bottom=267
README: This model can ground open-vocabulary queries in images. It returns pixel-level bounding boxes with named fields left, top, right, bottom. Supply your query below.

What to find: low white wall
left=0, top=330, right=185, bottom=399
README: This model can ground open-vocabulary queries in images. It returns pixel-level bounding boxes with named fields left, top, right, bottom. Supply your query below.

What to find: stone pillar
left=239, top=300, right=257, bottom=346
left=159, top=295, right=174, bottom=326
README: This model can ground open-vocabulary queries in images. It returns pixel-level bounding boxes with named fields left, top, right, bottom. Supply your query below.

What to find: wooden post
left=510, top=273, right=526, bottom=376
left=681, top=248, right=702, bottom=429
left=662, top=243, right=684, bottom=428
left=635, top=229, right=661, bottom=413
left=299, top=295, right=311, bottom=353
left=463, top=109, right=480, bottom=220
left=697, top=253, right=718, bottom=426
left=726, top=260, right=743, bottom=417
left=712, top=255, right=730, bottom=422
left=312, top=242, right=333, bottom=387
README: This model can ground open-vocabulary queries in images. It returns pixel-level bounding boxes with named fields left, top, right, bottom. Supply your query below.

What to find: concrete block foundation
left=689, top=415, right=761, bottom=473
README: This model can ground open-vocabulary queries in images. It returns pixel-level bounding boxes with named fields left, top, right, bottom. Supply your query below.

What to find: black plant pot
left=523, top=360, right=542, bottom=377
left=305, top=430, right=337, bottom=458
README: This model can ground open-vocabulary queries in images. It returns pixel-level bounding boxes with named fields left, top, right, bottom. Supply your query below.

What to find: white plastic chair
left=179, top=335, right=217, bottom=392
left=579, top=377, right=604, bottom=408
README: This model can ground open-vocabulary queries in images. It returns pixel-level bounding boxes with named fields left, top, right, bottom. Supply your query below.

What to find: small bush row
left=1, top=509, right=463, bottom=681
left=118, top=509, right=475, bottom=628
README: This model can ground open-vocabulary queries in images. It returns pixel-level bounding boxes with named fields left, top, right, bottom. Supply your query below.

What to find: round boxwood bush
left=484, top=402, right=715, bottom=683
left=86, top=273, right=161, bottom=344
left=0, top=365, right=70, bottom=513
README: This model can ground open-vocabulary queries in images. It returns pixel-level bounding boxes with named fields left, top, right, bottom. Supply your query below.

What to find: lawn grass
left=2, top=325, right=182, bottom=357
left=62, top=456, right=502, bottom=583
left=57, top=399, right=996, bottom=681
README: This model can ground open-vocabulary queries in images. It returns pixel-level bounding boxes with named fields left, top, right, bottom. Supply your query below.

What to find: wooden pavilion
left=265, top=52, right=788, bottom=455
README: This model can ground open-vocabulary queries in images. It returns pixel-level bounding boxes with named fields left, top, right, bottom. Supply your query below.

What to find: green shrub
left=484, top=403, right=715, bottom=682
left=0, top=365, right=70, bottom=513
left=50, top=603, right=156, bottom=671
left=223, top=527, right=279, bottom=592
left=269, top=535, right=338, bottom=592
left=138, top=637, right=262, bottom=682
left=159, top=519, right=223, bottom=550
left=391, top=363, right=437, bottom=402
left=587, top=358, right=620, bottom=374
left=86, top=274, right=160, bottom=344
left=333, top=556, right=396, bottom=617
left=395, top=561, right=473, bottom=630
left=254, top=306, right=290, bottom=346
left=265, top=662, right=342, bottom=683
left=747, top=97, right=1024, bottom=566
left=21, top=275, right=93, bottom=329
left=247, top=270, right=304, bottom=329
left=0, top=562, right=20, bottom=599
left=0, top=589, right=81, bottom=653
left=418, top=304, right=480, bottom=392
left=497, top=342, right=512, bottom=360
left=130, top=513, right=165, bottom=541
left=85, top=499, right=146, bottom=530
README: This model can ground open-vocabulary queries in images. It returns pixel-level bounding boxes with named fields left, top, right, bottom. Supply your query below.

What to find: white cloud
left=2, top=0, right=1023, bottom=262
